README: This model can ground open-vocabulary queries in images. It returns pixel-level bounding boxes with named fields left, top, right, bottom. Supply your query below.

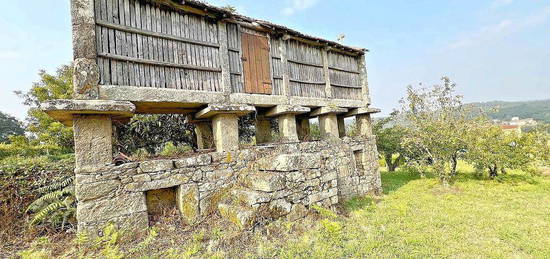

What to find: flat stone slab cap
left=195, top=103, right=256, bottom=119
left=310, top=106, right=348, bottom=117
left=41, top=99, right=136, bottom=126
left=344, top=107, right=381, bottom=117
left=265, top=105, right=310, bottom=117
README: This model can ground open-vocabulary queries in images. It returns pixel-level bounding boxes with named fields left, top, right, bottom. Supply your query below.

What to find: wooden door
left=241, top=32, right=272, bottom=94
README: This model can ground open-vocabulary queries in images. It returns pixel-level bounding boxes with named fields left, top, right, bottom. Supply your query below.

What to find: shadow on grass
left=381, top=169, right=422, bottom=195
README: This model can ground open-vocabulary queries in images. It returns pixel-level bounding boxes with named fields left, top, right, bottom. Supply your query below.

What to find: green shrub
left=159, top=141, right=192, bottom=157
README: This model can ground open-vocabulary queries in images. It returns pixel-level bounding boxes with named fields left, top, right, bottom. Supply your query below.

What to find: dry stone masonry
left=43, top=0, right=384, bottom=235
left=75, top=137, right=381, bottom=233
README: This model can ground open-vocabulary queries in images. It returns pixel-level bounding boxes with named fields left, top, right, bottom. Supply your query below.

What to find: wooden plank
left=98, top=52, right=223, bottom=72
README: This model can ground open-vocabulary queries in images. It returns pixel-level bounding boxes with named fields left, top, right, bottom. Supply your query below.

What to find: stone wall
left=75, top=136, right=381, bottom=234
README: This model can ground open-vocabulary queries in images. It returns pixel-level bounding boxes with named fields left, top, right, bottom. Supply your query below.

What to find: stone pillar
left=337, top=116, right=346, bottom=138
left=278, top=114, right=299, bottom=142
left=297, top=117, right=310, bottom=141
left=73, top=115, right=113, bottom=170
left=212, top=114, right=239, bottom=152
left=356, top=114, right=373, bottom=136
left=319, top=114, right=339, bottom=138
left=195, top=121, right=214, bottom=149
left=256, top=117, right=272, bottom=144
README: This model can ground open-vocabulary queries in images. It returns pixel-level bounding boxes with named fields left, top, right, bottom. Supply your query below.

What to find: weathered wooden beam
left=322, top=48, right=332, bottom=99
left=96, top=20, right=220, bottom=48
left=328, top=66, right=360, bottom=74
left=287, top=58, right=323, bottom=68
left=289, top=78, right=325, bottom=85
left=330, top=83, right=362, bottom=89
left=217, top=21, right=232, bottom=95
left=97, top=53, right=222, bottom=72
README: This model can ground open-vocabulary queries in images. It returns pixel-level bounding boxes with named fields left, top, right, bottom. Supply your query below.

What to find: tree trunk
left=489, top=164, right=498, bottom=179
left=450, top=155, right=458, bottom=177
left=385, top=153, right=396, bottom=172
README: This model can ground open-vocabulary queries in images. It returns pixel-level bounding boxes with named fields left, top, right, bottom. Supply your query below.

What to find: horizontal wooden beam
left=289, top=78, right=325, bottom=85
left=331, top=83, right=362, bottom=89
left=97, top=53, right=222, bottom=72
left=328, top=66, right=360, bottom=74
left=96, top=20, right=220, bottom=48
left=287, top=58, right=324, bottom=68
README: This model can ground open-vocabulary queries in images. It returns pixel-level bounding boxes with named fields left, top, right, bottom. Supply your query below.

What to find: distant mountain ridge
left=469, top=99, right=550, bottom=123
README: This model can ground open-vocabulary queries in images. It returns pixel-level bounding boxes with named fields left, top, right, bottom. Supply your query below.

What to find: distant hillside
left=470, top=99, right=550, bottom=123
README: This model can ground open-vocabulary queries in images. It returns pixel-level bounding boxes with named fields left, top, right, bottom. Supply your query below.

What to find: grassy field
left=15, top=165, right=550, bottom=258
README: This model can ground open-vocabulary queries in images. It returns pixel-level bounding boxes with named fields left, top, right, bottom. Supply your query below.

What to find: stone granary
left=43, top=0, right=382, bottom=233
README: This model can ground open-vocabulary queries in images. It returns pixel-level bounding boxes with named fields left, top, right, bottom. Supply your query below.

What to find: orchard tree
left=374, top=114, right=407, bottom=172
left=399, top=77, right=483, bottom=186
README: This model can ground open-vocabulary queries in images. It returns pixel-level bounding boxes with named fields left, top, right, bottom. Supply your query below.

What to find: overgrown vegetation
left=11, top=167, right=550, bottom=258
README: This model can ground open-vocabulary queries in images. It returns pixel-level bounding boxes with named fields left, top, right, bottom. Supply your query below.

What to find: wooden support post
left=322, top=48, right=332, bottom=98
left=218, top=21, right=231, bottom=96
left=280, top=35, right=291, bottom=99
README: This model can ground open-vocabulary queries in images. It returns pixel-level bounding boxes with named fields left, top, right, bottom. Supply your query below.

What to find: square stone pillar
left=278, top=114, right=299, bottom=142
left=297, top=117, right=310, bottom=141
left=256, top=117, right=272, bottom=144
left=195, top=121, right=214, bottom=149
left=73, top=115, right=114, bottom=170
left=212, top=114, right=240, bottom=152
left=319, top=114, right=339, bottom=138
left=337, top=116, right=346, bottom=138
left=356, top=114, right=373, bottom=136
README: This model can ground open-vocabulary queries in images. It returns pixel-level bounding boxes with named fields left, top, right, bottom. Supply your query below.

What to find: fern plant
left=27, top=176, right=76, bottom=230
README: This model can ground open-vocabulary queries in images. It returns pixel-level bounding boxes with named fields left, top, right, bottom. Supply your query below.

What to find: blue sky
left=1, top=0, right=549, bottom=120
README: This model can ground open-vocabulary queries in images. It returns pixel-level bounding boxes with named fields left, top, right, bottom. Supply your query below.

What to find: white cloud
left=447, top=6, right=550, bottom=49
left=282, top=0, right=319, bottom=16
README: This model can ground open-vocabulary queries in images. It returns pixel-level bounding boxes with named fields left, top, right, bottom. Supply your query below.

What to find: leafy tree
left=374, top=115, right=407, bottom=172
left=466, top=123, right=549, bottom=178
left=0, top=112, right=24, bottom=143
left=15, top=65, right=74, bottom=152
left=399, top=77, right=483, bottom=186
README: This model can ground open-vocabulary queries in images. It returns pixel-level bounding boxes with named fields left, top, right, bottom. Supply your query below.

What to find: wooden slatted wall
left=226, top=23, right=244, bottom=93
left=286, top=40, right=325, bottom=98
left=328, top=51, right=362, bottom=100
left=94, top=0, right=222, bottom=91
left=270, top=38, right=284, bottom=95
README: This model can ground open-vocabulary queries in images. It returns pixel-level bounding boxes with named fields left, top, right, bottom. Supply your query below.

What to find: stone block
left=247, top=172, right=286, bottom=192
left=139, top=160, right=174, bottom=173
left=176, top=184, right=200, bottom=225
left=133, top=174, right=152, bottom=182
left=73, top=115, right=113, bottom=171
left=77, top=192, right=147, bottom=223
left=174, top=154, right=212, bottom=168
left=278, top=114, right=299, bottom=142
left=212, top=114, right=239, bottom=152
left=259, top=153, right=321, bottom=172
left=218, top=203, right=255, bottom=230
left=76, top=180, right=119, bottom=202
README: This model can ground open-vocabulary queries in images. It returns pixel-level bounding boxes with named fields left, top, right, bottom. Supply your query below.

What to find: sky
left=0, top=0, right=549, bottom=120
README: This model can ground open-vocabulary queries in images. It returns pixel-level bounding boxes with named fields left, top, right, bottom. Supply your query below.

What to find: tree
left=15, top=65, right=74, bottom=152
left=0, top=112, right=24, bottom=143
left=373, top=114, right=406, bottom=172
left=467, top=123, right=549, bottom=178
left=399, top=77, right=483, bottom=186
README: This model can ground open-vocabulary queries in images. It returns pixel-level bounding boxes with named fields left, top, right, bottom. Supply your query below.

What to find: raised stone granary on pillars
left=43, top=0, right=382, bottom=234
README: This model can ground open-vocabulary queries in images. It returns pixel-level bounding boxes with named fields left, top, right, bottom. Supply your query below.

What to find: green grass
left=262, top=168, right=550, bottom=258
left=13, top=166, right=550, bottom=258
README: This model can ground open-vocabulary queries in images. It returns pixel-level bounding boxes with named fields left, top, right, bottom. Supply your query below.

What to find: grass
left=11, top=165, right=550, bottom=258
